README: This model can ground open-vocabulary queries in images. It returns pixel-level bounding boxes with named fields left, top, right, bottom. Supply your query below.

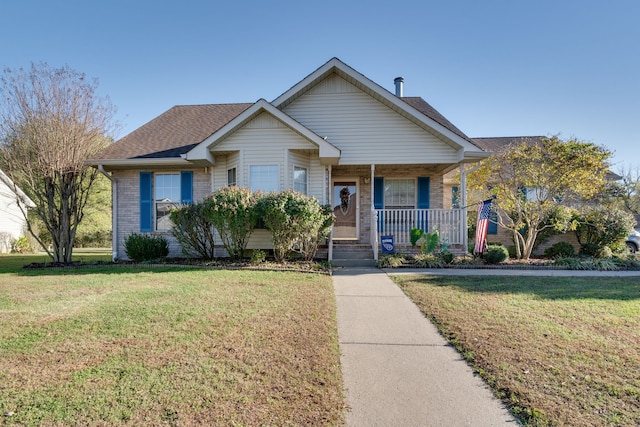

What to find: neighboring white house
left=0, top=169, right=35, bottom=253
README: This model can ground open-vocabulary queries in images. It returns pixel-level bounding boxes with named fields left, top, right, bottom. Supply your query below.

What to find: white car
left=626, top=229, right=640, bottom=254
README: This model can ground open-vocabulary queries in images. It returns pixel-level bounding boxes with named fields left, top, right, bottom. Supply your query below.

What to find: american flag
left=474, top=199, right=493, bottom=255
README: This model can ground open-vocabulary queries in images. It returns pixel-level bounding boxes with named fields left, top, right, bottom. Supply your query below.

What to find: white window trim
left=384, top=178, right=416, bottom=209
left=293, top=165, right=308, bottom=195
left=227, top=165, right=237, bottom=187
left=154, top=172, right=181, bottom=232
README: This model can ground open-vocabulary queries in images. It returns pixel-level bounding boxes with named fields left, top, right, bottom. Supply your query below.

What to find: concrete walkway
left=333, top=267, right=519, bottom=427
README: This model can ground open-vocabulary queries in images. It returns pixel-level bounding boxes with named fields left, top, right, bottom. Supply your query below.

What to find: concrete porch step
left=332, top=243, right=376, bottom=267
left=332, top=259, right=378, bottom=268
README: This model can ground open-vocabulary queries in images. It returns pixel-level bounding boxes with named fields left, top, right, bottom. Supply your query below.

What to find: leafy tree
left=468, top=136, right=611, bottom=259
left=0, top=63, right=116, bottom=263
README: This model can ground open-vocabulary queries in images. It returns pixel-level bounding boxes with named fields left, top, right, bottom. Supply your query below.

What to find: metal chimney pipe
left=394, top=77, right=404, bottom=97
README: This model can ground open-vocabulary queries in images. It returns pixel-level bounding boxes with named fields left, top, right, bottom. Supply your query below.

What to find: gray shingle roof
left=471, top=136, right=545, bottom=153
left=94, top=103, right=252, bottom=160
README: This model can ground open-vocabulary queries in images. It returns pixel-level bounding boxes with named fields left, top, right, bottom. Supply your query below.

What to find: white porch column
left=460, top=164, right=469, bottom=254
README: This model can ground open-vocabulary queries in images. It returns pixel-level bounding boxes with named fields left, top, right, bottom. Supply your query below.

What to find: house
left=91, top=58, right=491, bottom=261
left=0, top=169, right=34, bottom=253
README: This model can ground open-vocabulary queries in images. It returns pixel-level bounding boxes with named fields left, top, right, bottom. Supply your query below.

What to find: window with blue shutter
left=140, top=171, right=193, bottom=233
left=139, top=172, right=153, bottom=232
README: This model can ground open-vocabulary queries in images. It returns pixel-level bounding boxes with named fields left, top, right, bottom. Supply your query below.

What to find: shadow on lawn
left=413, top=275, right=640, bottom=301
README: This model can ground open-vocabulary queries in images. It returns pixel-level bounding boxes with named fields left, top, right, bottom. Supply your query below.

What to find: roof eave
left=92, top=158, right=193, bottom=171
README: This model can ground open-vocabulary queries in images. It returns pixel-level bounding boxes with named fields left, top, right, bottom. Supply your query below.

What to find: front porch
left=329, top=207, right=468, bottom=264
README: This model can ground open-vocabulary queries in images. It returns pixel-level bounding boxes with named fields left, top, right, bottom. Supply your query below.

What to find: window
left=227, top=167, right=237, bottom=186
left=155, top=173, right=181, bottom=231
left=250, top=165, right=279, bottom=192
left=140, top=171, right=192, bottom=233
left=293, top=166, right=307, bottom=194
left=384, top=179, right=415, bottom=208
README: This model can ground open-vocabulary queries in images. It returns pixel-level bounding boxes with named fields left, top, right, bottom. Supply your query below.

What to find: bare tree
left=616, top=165, right=640, bottom=216
left=0, top=63, right=116, bottom=263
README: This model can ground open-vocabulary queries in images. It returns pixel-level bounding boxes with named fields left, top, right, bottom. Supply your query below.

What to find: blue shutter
left=488, top=210, right=498, bottom=234
left=417, top=177, right=430, bottom=209
left=374, top=177, right=384, bottom=233
left=180, top=171, right=193, bottom=205
left=140, top=172, right=153, bottom=232
left=417, top=177, right=430, bottom=231
left=373, top=177, right=384, bottom=209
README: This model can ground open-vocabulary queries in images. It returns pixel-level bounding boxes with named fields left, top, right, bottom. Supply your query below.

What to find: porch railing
left=375, top=208, right=464, bottom=246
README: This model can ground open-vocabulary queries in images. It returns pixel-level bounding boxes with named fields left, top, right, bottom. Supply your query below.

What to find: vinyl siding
left=283, top=74, right=460, bottom=165
left=213, top=113, right=320, bottom=194
left=0, top=180, right=28, bottom=253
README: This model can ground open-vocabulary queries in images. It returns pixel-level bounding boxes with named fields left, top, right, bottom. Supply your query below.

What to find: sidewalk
left=333, top=267, right=519, bottom=427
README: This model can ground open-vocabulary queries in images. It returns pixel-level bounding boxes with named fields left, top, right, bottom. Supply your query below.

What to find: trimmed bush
left=482, top=245, right=509, bottom=264
left=544, top=241, right=575, bottom=259
left=574, top=206, right=635, bottom=251
left=257, top=190, right=334, bottom=262
left=124, top=233, right=169, bottom=262
left=580, top=242, right=602, bottom=257
left=170, top=202, right=216, bottom=260
left=203, top=187, right=258, bottom=260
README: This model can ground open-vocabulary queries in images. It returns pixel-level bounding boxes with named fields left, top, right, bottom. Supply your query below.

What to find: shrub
left=544, top=241, right=575, bottom=258
left=574, top=206, right=635, bottom=250
left=124, top=233, right=169, bottom=262
left=203, top=187, right=258, bottom=260
left=170, top=202, right=216, bottom=260
left=250, top=249, right=267, bottom=264
left=440, top=251, right=455, bottom=264
left=257, top=190, right=333, bottom=262
left=482, top=245, right=509, bottom=264
left=413, top=253, right=444, bottom=268
left=11, top=236, right=32, bottom=254
left=377, top=253, right=406, bottom=268
left=596, top=246, right=613, bottom=259
left=580, top=243, right=602, bottom=257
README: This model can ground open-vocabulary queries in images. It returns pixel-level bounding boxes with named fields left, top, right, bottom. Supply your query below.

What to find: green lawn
left=0, top=254, right=344, bottom=426
left=393, top=274, right=640, bottom=426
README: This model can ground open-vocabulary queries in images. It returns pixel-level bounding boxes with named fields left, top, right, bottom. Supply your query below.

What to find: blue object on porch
left=381, top=235, right=394, bottom=254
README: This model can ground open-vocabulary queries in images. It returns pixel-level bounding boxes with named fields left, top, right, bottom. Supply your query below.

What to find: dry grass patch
left=0, top=261, right=344, bottom=426
left=393, top=274, right=640, bottom=426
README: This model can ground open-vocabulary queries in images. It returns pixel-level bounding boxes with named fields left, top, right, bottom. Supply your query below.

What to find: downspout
left=460, top=162, right=481, bottom=254
left=371, top=164, right=378, bottom=261
left=98, top=164, right=117, bottom=261
left=328, top=165, right=333, bottom=263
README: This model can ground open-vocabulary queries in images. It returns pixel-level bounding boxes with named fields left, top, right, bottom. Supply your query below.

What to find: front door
left=332, top=180, right=359, bottom=240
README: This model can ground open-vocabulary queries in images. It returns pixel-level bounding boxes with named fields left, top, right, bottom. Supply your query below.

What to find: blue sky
left=2, top=0, right=638, bottom=169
